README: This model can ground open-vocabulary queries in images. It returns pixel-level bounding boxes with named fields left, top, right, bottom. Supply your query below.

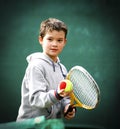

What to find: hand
left=57, top=80, right=73, bottom=98
left=64, top=104, right=76, bottom=120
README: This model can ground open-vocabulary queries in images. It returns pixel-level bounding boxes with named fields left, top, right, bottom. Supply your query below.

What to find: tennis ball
left=64, top=79, right=73, bottom=92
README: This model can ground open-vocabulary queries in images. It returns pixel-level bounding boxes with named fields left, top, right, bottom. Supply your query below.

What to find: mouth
left=50, top=49, right=58, bottom=52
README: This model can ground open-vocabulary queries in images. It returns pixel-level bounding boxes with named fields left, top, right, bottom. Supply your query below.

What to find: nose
left=52, top=41, right=58, bottom=46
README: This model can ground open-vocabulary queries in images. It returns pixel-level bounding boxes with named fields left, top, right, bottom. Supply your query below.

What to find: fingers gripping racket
left=65, top=66, right=100, bottom=115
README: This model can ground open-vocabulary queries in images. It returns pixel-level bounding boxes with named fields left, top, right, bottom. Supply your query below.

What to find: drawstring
left=58, top=63, right=66, bottom=79
left=52, top=62, right=66, bottom=79
left=52, top=62, right=55, bottom=72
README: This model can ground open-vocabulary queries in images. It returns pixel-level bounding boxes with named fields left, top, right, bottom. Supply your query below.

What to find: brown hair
left=39, top=18, right=68, bottom=38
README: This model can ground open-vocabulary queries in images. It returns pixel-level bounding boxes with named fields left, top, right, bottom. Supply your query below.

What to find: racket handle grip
left=64, top=105, right=74, bottom=116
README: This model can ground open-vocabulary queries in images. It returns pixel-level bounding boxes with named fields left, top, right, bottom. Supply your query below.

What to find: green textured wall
left=0, top=0, right=120, bottom=129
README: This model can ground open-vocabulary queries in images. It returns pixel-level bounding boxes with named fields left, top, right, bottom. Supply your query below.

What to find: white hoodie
left=17, top=52, right=70, bottom=121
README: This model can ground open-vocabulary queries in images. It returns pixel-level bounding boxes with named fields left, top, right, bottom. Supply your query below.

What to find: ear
left=64, top=38, right=67, bottom=46
left=38, top=36, right=43, bottom=45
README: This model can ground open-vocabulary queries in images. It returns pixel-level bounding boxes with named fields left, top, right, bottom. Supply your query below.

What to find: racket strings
left=70, top=70, right=98, bottom=107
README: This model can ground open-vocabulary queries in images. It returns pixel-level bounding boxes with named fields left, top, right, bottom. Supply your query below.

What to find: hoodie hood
left=26, top=52, right=60, bottom=64
left=26, top=52, right=65, bottom=77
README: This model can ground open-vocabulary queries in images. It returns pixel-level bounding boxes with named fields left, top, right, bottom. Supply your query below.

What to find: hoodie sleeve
left=26, top=63, right=59, bottom=108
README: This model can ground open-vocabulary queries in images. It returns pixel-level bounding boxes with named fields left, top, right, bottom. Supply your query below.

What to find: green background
left=0, top=0, right=120, bottom=129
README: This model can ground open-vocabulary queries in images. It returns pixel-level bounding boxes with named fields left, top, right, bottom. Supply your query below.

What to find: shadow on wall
left=65, top=124, right=106, bottom=129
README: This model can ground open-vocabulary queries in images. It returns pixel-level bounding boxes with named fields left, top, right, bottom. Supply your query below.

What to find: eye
left=47, top=38, right=53, bottom=41
left=58, top=39, right=63, bottom=43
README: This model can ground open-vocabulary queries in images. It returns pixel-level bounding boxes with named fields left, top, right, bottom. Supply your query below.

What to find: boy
left=17, top=18, right=76, bottom=121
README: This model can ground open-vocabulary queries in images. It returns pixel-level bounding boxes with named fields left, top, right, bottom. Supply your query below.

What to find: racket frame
left=67, top=66, right=100, bottom=110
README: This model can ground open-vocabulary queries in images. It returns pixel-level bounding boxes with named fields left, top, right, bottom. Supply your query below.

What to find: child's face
left=39, top=30, right=67, bottom=62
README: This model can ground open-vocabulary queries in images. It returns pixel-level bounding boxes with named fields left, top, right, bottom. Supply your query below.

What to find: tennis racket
left=65, top=66, right=100, bottom=115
